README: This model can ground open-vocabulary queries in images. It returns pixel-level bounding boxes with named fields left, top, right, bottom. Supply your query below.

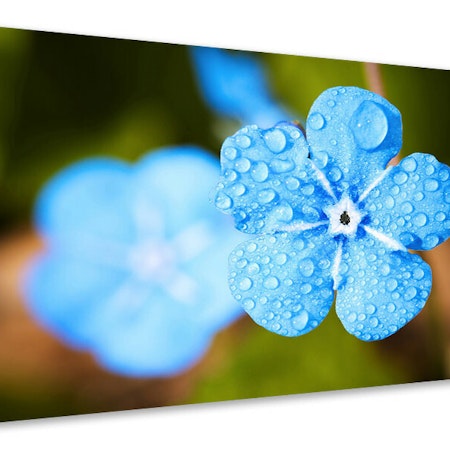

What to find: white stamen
left=358, top=166, right=392, bottom=203
left=331, top=241, right=343, bottom=290
left=363, top=225, right=406, bottom=251
left=309, top=160, right=338, bottom=202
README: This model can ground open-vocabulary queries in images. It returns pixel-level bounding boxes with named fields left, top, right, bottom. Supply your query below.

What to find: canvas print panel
left=0, top=26, right=449, bottom=422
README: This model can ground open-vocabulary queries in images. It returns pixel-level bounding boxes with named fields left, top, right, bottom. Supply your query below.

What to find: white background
left=1, top=1, right=450, bottom=448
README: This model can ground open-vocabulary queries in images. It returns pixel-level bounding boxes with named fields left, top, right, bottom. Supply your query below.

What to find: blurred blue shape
left=23, top=148, right=244, bottom=377
left=190, top=46, right=290, bottom=128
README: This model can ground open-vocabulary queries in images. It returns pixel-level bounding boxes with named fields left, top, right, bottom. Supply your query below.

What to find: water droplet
left=270, top=158, right=294, bottom=173
left=243, top=299, right=255, bottom=310
left=366, top=304, right=377, bottom=314
left=275, top=253, right=287, bottom=265
left=301, top=184, right=315, bottom=195
left=246, top=242, right=257, bottom=253
left=394, top=171, right=408, bottom=185
left=231, top=183, right=246, bottom=196
left=274, top=203, right=294, bottom=222
left=424, top=179, right=439, bottom=192
left=404, top=286, right=417, bottom=301
left=236, top=134, right=251, bottom=148
left=264, top=129, right=287, bottom=153
left=215, top=192, right=233, bottom=210
left=387, top=303, right=396, bottom=313
left=350, top=100, right=388, bottom=150
left=402, top=157, right=417, bottom=172
left=425, top=164, right=435, bottom=176
left=369, top=317, right=379, bottom=327
left=380, top=263, right=391, bottom=276
left=413, top=213, right=428, bottom=227
left=239, top=277, right=253, bottom=291
left=263, top=276, right=280, bottom=290
left=251, top=161, right=269, bottom=182
left=401, top=202, right=414, bottom=214
left=224, top=169, right=238, bottom=181
left=348, top=312, right=357, bottom=323
left=223, top=146, right=239, bottom=160
left=247, top=263, right=260, bottom=274
left=413, top=267, right=425, bottom=280
left=308, top=112, right=326, bottom=130
left=292, top=310, right=309, bottom=331
left=327, top=100, right=336, bottom=107
left=384, top=195, right=395, bottom=209
left=435, top=211, right=446, bottom=222
left=328, top=167, right=342, bottom=182
left=299, top=259, right=314, bottom=277
left=235, top=157, right=251, bottom=173
left=413, top=191, right=424, bottom=201
left=386, top=279, right=398, bottom=292
left=300, top=283, right=312, bottom=294
left=286, top=176, right=300, bottom=191
left=236, top=258, right=248, bottom=269
left=258, top=188, right=277, bottom=204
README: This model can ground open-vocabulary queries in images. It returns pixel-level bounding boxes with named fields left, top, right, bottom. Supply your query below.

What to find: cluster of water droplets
left=228, top=231, right=336, bottom=336
left=336, top=237, right=431, bottom=341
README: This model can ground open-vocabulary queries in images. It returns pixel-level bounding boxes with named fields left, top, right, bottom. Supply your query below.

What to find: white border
left=1, top=1, right=450, bottom=448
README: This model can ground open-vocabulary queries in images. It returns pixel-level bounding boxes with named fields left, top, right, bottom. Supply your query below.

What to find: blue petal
left=336, top=235, right=432, bottom=341
left=306, top=87, right=402, bottom=199
left=214, top=123, right=335, bottom=233
left=228, top=230, right=338, bottom=337
left=134, top=147, right=224, bottom=236
left=35, top=158, right=134, bottom=246
left=360, top=153, right=450, bottom=250
left=190, top=46, right=289, bottom=127
left=86, top=288, right=216, bottom=377
left=24, top=252, right=128, bottom=349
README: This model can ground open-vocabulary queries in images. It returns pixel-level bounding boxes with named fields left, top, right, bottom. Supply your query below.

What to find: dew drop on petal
left=236, top=134, right=251, bottom=149
left=275, top=253, right=287, bottom=265
left=263, top=276, right=280, bottom=290
left=386, top=279, right=398, bottom=292
left=243, top=299, right=255, bottom=310
left=387, top=303, right=396, bottom=313
left=236, top=157, right=253, bottom=173
left=350, top=100, right=388, bottom=151
left=239, top=277, right=253, bottom=291
left=424, top=179, right=440, bottom=192
left=215, top=192, right=233, bottom=210
left=299, top=259, right=314, bottom=277
left=251, top=161, right=269, bottom=182
left=300, top=283, right=312, bottom=294
left=394, top=171, right=408, bottom=185
left=413, top=213, right=428, bottom=227
left=223, top=146, right=239, bottom=161
left=404, top=286, right=417, bottom=301
left=308, top=112, right=326, bottom=130
left=264, top=129, right=287, bottom=153
left=285, top=176, right=300, bottom=191
left=258, top=188, right=277, bottom=204
left=292, top=310, right=309, bottom=331
left=247, top=262, right=260, bottom=274
left=402, top=158, right=417, bottom=172
left=270, top=158, right=294, bottom=173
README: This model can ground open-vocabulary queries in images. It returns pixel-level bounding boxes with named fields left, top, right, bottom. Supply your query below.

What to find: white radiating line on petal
left=278, top=220, right=328, bottom=233
left=358, top=166, right=392, bottom=203
left=331, top=241, right=343, bottom=290
left=363, top=226, right=406, bottom=251
left=309, top=160, right=338, bottom=202
left=171, top=221, right=215, bottom=262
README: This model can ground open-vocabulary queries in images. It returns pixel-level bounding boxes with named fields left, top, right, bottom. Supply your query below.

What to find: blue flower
left=214, top=86, right=450, bottom=341
left=24, top=147, right=244, bottom=377
left=190, top=46, right=290, bottom=128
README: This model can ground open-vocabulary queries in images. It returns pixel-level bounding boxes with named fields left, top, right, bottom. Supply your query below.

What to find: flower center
left=324, top=196, right=363, bottom=237
left=340, top=211, right=351, bottom=225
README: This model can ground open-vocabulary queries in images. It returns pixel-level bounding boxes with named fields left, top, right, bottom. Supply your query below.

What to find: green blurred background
left=0, top=26, right=449, bottom=422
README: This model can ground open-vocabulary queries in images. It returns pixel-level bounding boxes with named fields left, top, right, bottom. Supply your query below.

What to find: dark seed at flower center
left=340, top=211, right=351, bottom=225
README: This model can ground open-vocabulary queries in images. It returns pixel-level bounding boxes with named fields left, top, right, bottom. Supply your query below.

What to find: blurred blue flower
left=24, top=147, right=244, bottom=377
left=190, top=46, right=290, bottom=128
left=214, top=86, right=450, bottom=341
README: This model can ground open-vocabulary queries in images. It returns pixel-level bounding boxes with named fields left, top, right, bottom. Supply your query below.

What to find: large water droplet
left=292, top=310, right=309, bottom=331
left=235, top=156, right=252, bottom=173
left=275, top=253, right=287, bottom=265
left=236, top=134, right=251, bottom=148
left=404, top=286, right=417, bottom=301
left=239, top=277, right=253, bottom=291
left=299, top=259, right=314, bottom=277
left=285, top=176, right=300, bottom=191
left=251, top=161, right=269, bottom=182
left=270, top=158, right=294, bottom=173
left=402, top=157, right=417, bottom=172
left=258, top=188, right=277, bottom=204
left=263, top=276, right=280, bottom=290
left=231, top=183, right=246, bottom=196
left=308, top=112, right=326, bottom=130
left=413, top=213, right=428, bottom=227
left=424, top=179, right=439, bottom=192
left=215, top=192, right=233, bottom=210
left=274, top=203, right=294, bottom=222
left=264, top=129, right=287, bottom=153
left=223, top=146, right=239, bottom=161
left=350, top=101, right=388, bottom=151
left=243, top=299, right=255, bottom=310
left=394, top=171, right=408, bottom=185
